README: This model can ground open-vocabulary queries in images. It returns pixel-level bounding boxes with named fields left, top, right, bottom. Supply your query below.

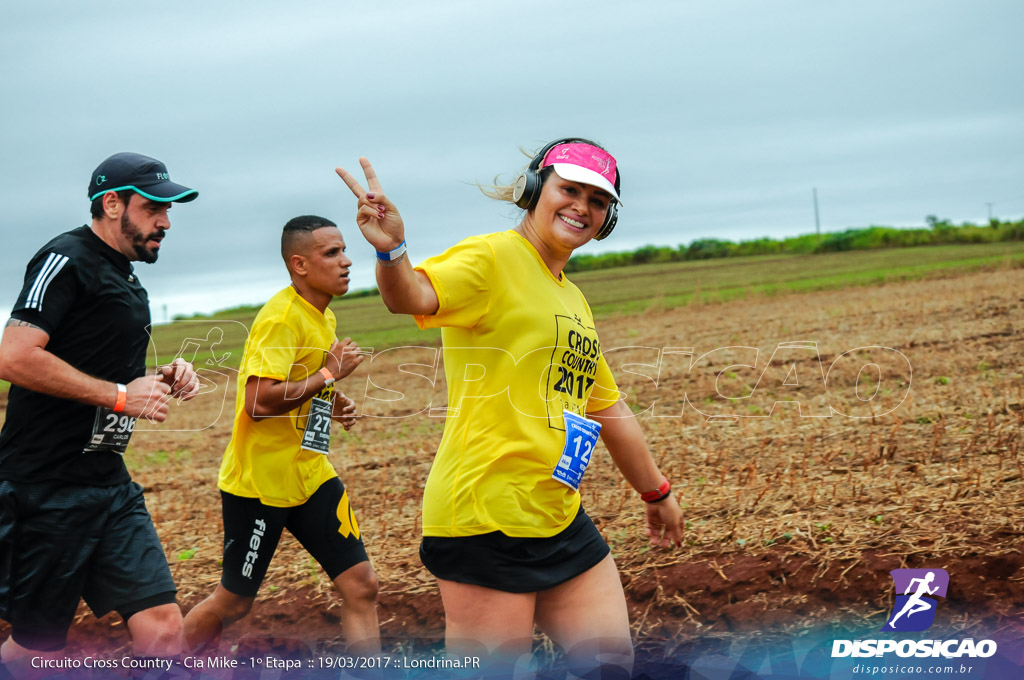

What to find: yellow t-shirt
left=414, top=231, right=621, bottom=538
left=218, top=286, right=339, bottom=507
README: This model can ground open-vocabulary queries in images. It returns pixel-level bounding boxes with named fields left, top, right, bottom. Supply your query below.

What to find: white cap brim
left=550, top=164, right=621, bottom=204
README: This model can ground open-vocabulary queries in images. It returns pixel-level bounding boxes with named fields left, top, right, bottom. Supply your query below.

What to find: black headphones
left=511, top=137, right=621, bottom=241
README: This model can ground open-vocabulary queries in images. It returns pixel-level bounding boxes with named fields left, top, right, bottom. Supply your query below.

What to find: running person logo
left=882, top=568, right=949, bottom=632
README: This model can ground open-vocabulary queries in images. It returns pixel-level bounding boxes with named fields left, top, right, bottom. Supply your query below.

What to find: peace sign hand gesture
left=335, top=158, right=405, bottom=253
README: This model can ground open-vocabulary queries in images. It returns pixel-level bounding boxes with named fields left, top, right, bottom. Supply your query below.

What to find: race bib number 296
left=85, top=407, right=137, bottom=455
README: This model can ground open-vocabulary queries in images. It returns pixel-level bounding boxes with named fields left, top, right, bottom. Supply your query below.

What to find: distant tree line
left=563, top=216, right=1024, bottom=273
left=176, top=217, right=1022, bottom=320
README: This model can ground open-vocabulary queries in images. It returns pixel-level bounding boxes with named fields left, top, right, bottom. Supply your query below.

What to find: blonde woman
left=337, top=139, right=682, bottom=677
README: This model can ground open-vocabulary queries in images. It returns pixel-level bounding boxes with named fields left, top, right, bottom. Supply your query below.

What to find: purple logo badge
left=882, top=568, right=949, bottom=632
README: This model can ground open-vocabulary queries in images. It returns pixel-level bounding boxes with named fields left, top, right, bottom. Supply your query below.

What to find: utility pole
left=813, top=187, right=821, bottom=242
left=985, top=202, right=994, bottom=222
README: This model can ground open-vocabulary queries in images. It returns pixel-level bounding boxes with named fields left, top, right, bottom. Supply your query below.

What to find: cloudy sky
left=2, top=1, right=1022, bottom=319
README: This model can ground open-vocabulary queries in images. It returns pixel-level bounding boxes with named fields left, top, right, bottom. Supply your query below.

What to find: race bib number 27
left=301, top=397, right=332, bottom=454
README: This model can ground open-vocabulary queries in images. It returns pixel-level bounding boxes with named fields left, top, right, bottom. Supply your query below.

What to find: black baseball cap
left=88, top=152, right=198, bottom=203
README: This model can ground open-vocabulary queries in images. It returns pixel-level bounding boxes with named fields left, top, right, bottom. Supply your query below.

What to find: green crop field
left=572, top=241, right=1024, bottom=315
left=146, top=241, right=1024, bottom=368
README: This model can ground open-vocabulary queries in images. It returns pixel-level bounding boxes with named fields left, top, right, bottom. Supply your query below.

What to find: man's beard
left=121, top=213, right=160, bottom=263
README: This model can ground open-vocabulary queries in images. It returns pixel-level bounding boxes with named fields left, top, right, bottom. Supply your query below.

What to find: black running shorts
left=419, top=507, right=610, bottom=593
left=0, top=480, right=177, bottom=650
left=219, top=477, right=369, bottom=597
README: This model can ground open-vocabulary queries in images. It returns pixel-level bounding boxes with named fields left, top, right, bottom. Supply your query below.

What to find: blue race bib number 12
left=551, top=410, right=602, bottom=491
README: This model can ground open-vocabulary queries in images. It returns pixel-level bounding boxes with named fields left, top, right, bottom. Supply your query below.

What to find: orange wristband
left=319, top=367, right=336, bottom=386
left=113, top=383, right=127, bottom=413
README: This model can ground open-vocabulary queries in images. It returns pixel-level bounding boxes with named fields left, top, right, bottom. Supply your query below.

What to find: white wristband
left=376, top=240, right=407, bottom=263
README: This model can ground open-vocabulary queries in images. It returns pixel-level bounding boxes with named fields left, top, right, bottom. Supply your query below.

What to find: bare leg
left=535, top=555, right=634, bottom=680
left=126, top=603, right=185, bottom=658
left=1, top=637, right=66, bottom=680
left=332, top=561, right=381, bottom=655
left=436, top=578, right=537, bottom=675
left=182, top=584, right=255, bottom=653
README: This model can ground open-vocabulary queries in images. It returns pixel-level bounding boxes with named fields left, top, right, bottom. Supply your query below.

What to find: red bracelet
left=113, top=383, right=127, bottom=413
left=640, top=479, right=671, bottom=503
left=319, top=367, right=336, bottom=386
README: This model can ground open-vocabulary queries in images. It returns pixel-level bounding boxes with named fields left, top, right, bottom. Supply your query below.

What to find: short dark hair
left=281, top=215, right=338, bottom=261
left=89, top=189, right=135, bottom=219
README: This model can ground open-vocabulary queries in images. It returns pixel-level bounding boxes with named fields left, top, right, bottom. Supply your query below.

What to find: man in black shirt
left=0, top=152, right=201, bottom=675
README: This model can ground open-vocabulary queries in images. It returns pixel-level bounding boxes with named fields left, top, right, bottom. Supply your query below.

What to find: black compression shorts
left=219, top=477, right=368, bottom=597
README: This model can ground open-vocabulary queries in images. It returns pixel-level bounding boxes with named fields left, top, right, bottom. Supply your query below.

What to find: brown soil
left=2, top=268, right=1022, bottom=663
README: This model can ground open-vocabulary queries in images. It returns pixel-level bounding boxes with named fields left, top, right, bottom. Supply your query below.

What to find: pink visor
left=541, top=142, right=621, bottom=203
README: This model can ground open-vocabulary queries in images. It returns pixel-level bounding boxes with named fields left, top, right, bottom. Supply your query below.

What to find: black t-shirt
left=0, top=226, right=151, bottom=485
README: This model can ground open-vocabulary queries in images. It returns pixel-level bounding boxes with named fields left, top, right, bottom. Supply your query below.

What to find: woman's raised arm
left=335, top=158, right=439, bottom=316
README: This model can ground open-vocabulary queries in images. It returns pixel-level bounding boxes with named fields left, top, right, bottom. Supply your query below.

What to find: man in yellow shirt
left=183, top=216, right=379, bottom=655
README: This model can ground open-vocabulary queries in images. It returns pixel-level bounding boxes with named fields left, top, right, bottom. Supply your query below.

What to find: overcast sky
left=2, top=1, right=1022, bottom=319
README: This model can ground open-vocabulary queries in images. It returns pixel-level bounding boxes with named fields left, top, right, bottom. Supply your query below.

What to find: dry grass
left=7, top=267, right=1024, bottom=652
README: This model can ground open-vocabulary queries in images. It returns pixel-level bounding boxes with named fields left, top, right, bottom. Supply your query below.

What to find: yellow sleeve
left=573, top=287, right=619, bottom=413
left=414, top=236, right=495, bottom=330
left=241, top=320, right=300, bottom=381
left=325, top=308, right=338, bottom=335
left=586, top=354, right=622, bottom=414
